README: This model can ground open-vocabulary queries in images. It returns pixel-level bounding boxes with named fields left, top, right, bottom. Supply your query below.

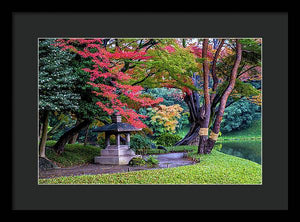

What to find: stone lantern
left=92, top=114, right=141, bottom=165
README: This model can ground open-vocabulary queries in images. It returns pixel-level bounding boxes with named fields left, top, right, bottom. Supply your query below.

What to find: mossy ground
left=45, top=140, right=100, bottom=167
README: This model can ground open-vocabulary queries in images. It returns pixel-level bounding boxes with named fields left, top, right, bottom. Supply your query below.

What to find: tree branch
left=202, top=39, right=210, bottom=112
left=211, top=39, right=242, bottom=133
left=210, top=39, right=225, bottom=103
left=237, top=65, right=257, bottom=78
left=131, top=72, right=156, bottom=86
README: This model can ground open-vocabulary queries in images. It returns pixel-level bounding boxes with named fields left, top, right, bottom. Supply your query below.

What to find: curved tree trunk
left=53, top=119, right=92, bottom=154
left=83, top=124, right=90, bottom=146
left=68, top=120, right=80, bottom=144
left=175, top=91, right=202, bottom=146
left=175, top=122, right=200, bottom=146
left=197, top=39, right=211, bottom=154
left=39, top=110, right=49, bottom=158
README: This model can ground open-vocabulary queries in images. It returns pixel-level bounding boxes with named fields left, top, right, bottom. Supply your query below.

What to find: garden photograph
left=38, top=38, right=262, bottom=185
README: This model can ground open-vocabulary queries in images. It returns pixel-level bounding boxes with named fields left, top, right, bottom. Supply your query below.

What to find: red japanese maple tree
left=55, top=38, right=163, bottom=129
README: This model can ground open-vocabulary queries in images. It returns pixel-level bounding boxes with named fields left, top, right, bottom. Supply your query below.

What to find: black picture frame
left=11, top=11, right=293, bottom=211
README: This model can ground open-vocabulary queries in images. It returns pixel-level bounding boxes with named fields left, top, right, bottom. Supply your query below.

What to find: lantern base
left=94, top=145, right=136, bottom=165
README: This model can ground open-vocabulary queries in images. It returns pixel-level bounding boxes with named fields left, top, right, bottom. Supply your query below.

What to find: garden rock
left=39, top=157, right=60, bottom=171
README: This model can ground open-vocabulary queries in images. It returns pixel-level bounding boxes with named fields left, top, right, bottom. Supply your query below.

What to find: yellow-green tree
left=149, top=104, right=183, bottom=136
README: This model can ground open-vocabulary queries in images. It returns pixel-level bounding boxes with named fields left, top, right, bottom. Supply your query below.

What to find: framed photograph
left=12, top=11, right=292, bottom=211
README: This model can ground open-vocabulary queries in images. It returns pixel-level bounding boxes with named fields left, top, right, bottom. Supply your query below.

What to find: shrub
left=221, top=98, right=261, bottom=133
left=130, top=134, right=152, bottom=155
left=142, top=104, right=184, bottom=136
left=128, top=156, right=146, bottom=166
left=144, top=155, right=159, bottom=166
left=156, top=133, right=182, bottom=147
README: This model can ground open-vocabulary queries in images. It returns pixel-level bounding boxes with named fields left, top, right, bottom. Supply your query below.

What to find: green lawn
left=39, top=145, right=262, bottom=185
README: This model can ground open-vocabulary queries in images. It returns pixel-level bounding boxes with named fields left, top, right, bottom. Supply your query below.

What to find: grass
left=219, top=120, right=262, bottom=141
left=39, top=145, right=262, bottom=185
left=45, top=140, right=101, bottom=167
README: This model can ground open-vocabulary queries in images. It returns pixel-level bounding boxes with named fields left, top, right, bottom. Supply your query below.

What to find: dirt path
left=39, top=152, right=196, bottom=179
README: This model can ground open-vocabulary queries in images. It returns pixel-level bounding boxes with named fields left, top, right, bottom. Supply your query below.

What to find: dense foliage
left=155, top=133, right=183, bottom=147
left=39, top=39, right=80, bottom=113
left=221, top=98, right=261, bottom=133
left=141, top=104, right=184, bottom=136
left=55, top=38, right=163, bottom=129
left=130, top=134, right=152, bottom=154
left=146, top=88, right=188, bottom=110
left=39, top=38, right=261, bottom=156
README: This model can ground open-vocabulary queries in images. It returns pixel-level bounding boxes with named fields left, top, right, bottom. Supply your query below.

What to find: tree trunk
left=176, top=39, right=242, bottom=155
left=175, top=121, right=200, bottom=146
left=205, top=39, right=242, bottom=154
left=68, top=120, right=80, bottom=144
left=68, top=133, right=79, bottom=144
left=206, top=138, right=217, bottom=154
left=198, top=135, right=208, bottom=154
left=175, top=91, right=202, bottom=146
left=53, top=119, right=92, bottom=154
left=39, top=110, right=49, bottom=158
left=39, top=122, right=43, bottom=143
left=83, top=124, right=90, bottom=146
left=47, top=120, right=64, bottom=139
left=197, top=39, right=211, bottom=154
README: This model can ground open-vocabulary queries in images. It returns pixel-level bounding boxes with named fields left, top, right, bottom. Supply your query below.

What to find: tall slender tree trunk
left=39, top=122, right=43, bottom=143
left=84, top=124, right=90, bottom=146
left=39, top=110, right=49, bottom=158
left=206, top=40, right=242, bottom=154
left=53, top=119, right=92, bottom=154
left=197, top=39, right=211, bottom=154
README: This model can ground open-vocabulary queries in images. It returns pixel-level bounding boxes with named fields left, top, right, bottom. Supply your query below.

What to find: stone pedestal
left=94, top=145, right=136, bottom=165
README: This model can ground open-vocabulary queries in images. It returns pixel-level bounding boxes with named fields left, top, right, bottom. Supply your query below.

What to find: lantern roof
left=92, top=114, right=141, bottom=133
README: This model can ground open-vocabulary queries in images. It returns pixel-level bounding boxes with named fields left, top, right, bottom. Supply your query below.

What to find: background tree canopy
left=38, top=38, right=261, bottom=156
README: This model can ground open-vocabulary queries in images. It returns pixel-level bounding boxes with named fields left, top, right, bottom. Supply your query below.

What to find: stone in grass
left=39, top=157, right=60, bottom=171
